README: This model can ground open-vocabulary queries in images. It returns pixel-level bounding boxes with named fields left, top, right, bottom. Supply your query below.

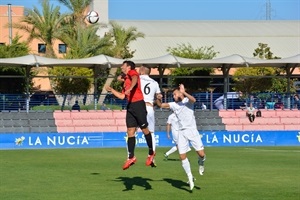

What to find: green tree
left=233, top=67, right=274, bottom=94
left=60, top=25, right=112, bottom=58
left=55, top=0, right=93, bottom=48
left=49, top=24, right=112, bottom=108
left=49, top=65, right=94, bottom=109
left=253, top=43, right=281, bottom=60
left=57, top=0, right=93, bottom=25
left=99, top=21, right=145, bottom=103
left=13, top=0, right=66, bottom=58
left=253, top=43, right=294, bottom=93
left=0, top=36, right=32, bottom=93
left=167, top=43, right=218, bottom=91
left=107, top=21, right=145, bottom=59
left=50, top=67, right=92, bottom=95
left=233, top=43, right=294, bottom=94
left=53, top=0, right=113, bottom=108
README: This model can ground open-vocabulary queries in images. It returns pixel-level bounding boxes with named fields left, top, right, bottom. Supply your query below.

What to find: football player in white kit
left=139, top=65, right=162, bottom=161
left=164, top=113, right=179, bottom=159
left=164, top=112, right=191, bottom=160
left=156, top=84, right=206, bottom=191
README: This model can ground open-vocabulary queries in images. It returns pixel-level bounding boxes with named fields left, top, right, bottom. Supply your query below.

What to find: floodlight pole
left=7, top=4, right=12, bottom=45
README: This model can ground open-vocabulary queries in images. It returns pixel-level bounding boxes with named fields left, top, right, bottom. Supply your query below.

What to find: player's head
left=121, top=60, right=135, bottom=74
left=172, top=88, right=183, bottom=102
left=139, top=64, right=151, bottom=75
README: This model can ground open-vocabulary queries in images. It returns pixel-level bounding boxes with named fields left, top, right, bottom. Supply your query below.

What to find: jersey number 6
left=144, top=83, right=151, bottom=95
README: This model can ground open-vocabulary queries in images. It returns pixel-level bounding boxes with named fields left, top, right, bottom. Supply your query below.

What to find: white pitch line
left=244, top=147, right=300, bottom=153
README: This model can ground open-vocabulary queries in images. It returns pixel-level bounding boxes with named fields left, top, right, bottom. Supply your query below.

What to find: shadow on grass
left=163, top=178, right=201, bottom=193
left=114, top=176, right=153, bottom=191
left=163, top=158, right=181, bottom=161
left=90, top=172, right=100, bottom=175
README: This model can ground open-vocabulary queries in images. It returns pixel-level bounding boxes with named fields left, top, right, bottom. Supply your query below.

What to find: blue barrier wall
left=1, top=131, right=299, bottom=150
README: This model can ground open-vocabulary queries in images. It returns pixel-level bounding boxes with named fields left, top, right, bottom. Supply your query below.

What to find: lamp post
left=7, top=4, right=12, bottom=45
left=207, top=87, right=216, bottom=111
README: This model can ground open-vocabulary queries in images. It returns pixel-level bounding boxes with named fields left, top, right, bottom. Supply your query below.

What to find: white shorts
left=177, top=128, right=204, bottom=154
left=172, top=129, right=192, bottom=152
left=171, top=130, right=179, bottom=144
left=146, top=105, right=155, bottom=133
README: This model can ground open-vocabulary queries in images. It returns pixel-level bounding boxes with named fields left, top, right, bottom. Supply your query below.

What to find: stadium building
left=93, top=0, right=300, bottom=59
left=1, top=1, right=300, bottom=60
left=0, top=1, right=299, bottom=149
left=0, top=1, right=299, bottom=88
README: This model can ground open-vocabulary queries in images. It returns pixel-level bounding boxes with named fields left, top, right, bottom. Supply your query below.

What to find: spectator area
left=54, top=109, right=226, bottom=133
left=0, top=109, right=298, bottom=133
left=219, top=109, right=300, bottom=131
left=54, top=110, right=126, bottom=132
left=155, top=110, right=226, bottom=131
left=0, top=110, right=57, bottom=133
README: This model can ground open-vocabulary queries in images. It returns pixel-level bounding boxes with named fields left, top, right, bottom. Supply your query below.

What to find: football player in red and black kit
left=105, top=60, right=156, bottom=170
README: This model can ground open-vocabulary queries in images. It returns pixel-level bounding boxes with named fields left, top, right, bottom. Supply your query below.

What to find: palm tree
left=0, top=36, right=31, bottom=94
left=60, top=25, right=112, bottom=59
left=50, top=23, right=112, bottom=109
left=98, top=21, right=145, bottom=104
left=109, top=21, right=145, bottom=59
left=57, top=0, right=93, bottom=25
left=13, top=0, right=66, bottom=58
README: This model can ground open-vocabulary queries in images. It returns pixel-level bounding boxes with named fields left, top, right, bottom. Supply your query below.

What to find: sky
left=0, top=0, right=299, bottom=20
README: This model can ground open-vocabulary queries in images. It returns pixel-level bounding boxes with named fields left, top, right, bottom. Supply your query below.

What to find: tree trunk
left=98, top=68, right=118, bottom=104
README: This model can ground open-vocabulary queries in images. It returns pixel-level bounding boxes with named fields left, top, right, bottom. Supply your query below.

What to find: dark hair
left=123, top=60, right=135, bottom=70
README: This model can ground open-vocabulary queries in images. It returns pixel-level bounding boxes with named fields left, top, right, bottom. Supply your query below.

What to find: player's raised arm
left=155, top=93, right=170, bottom=109
left=179, top=84, right=196, bottom=103
left=105, top=85, right=125, bottom=100
left=117, top=72, right=127, bottom=82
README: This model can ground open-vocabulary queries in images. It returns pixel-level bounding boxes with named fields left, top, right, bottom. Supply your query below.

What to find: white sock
left=181, top=158, right=192, bottom=176
left=166, top=146, right=177, bottom=156
left=151, top=132, right=156, bottom=152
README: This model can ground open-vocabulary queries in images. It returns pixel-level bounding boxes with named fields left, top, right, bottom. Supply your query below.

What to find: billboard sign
left=0, top=131, right=299, bottom=150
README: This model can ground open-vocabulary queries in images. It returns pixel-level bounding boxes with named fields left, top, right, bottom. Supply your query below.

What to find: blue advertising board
left=0, top=130, right=299, bottom=150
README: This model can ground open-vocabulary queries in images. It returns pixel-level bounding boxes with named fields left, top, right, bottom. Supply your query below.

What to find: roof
left=0, top=54, right=124, bottom=68
left=114, top=20, right=300, bottom=59
left=1, top=53, right=299, bottom=69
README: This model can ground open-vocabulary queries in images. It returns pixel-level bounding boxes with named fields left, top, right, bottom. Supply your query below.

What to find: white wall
left=91, top=0, right=109, bottom=37
left=91, top=0, right=108, bottom=25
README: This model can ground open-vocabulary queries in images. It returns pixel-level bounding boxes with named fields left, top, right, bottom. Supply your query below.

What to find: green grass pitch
left=0, top=147, right=299, bottom=200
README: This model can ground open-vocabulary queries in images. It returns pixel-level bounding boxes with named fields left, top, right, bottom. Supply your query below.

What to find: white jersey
left=167, top=113, right=179, bottom=133
left=167, top=113, right=180, bottom=143
left=168, top=97, right=197, bottom=130
left=140, top=75, right=161, bottom=104
left=169, top=98, right=203, bottom=153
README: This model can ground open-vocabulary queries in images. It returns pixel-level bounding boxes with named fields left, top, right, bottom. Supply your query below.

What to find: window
left=0, top=43, right=5, bottom=46
left=58, top=44, right=67, bottom=54
left=38, top=44, right=46, bottom=53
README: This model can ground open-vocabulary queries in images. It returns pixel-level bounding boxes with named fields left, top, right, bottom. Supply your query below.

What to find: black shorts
left=126, top=100, right=148, bottom=129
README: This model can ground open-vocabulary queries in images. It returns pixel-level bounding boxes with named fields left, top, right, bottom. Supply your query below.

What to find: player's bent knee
left=139, top=122, right=148, bottom=129
left=179, top=153, right=187, bottom=160
left=127, top=127, right=136, bottom=136
left=197, top=150, right=205, bottom=157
